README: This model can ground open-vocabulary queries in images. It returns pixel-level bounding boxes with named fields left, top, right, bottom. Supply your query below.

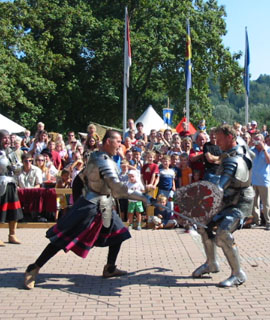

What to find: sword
left=153, top=203, right=208, bottom=229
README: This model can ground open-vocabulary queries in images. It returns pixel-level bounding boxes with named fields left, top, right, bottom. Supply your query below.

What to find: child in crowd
left=170, top=154, right=182, bottom=189
left=157, top=155, right=175, bottom=211
left=179, top=152, right=192, bottom=186
left=141, top=151, right=160, bottom=192
left=153, top=194, right=177, bottom=230
left=127, top=170, right=145, bottom=231
left=192, top=169, right=201, bottom=183
left=132, top=148, right=144, bottom=171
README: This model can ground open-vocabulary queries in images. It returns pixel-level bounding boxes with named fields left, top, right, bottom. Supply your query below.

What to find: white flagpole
left=123, top=7, right=128, bottom=140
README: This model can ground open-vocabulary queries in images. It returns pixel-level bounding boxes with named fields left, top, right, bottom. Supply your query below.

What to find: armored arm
left=99, top=156, right=149, bottom=203
left=218, top=157, right=237, bottom=191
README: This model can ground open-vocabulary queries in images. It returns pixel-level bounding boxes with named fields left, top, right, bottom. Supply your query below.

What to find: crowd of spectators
left=3, top=118, right=270, bottom=230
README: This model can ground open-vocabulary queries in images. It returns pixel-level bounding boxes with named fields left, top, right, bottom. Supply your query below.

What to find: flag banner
left=125, top=7, right=132, bottom=87
left=244, top=27, right=250, bottom=96
left=163, top=108, right=174, bottom=125
left=185, top=19, right=192, bottom=90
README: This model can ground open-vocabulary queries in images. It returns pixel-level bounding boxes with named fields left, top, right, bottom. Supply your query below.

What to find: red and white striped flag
left=125, top=7, right=132, bottom=87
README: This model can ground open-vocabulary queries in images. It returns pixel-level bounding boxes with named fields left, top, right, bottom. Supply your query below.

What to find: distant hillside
left=209, top=74, right=270, bottom=127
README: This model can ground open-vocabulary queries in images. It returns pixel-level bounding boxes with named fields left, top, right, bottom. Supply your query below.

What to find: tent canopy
left=0, top=114, right=25, bottom=134
left=135, top=105, right=168, bottom=135
left=175, top=117, right=196, bottom=135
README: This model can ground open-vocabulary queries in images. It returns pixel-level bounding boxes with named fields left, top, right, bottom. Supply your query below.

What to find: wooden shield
left=174, top=181, right=223, bottom=226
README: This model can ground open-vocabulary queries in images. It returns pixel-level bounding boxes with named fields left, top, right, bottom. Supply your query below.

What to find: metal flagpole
left=244, top=27, right=250, bottom=125
left=245, top=94, right=249, bottom=125
left=122, top=7, right=128, bottom=139
left=185, top=19, right=192, bottom=131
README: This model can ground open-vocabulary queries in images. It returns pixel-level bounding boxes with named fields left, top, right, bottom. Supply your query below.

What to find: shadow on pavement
left=0, top=266, right=217, bottom=296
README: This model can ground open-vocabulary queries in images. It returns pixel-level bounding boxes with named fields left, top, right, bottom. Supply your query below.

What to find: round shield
left=174, top=181, right=223, bottom=226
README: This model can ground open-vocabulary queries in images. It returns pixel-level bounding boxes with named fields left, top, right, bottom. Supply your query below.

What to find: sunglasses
left=24, top=159, right=33, bottom=163
left=36, top=159, right=44, bottom=162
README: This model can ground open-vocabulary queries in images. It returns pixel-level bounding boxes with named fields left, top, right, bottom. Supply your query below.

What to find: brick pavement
left=0, top=226, right=270, bottom=320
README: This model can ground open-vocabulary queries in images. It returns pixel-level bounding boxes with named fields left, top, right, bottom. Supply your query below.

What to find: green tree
left=0, top=0, right=244, bottom=132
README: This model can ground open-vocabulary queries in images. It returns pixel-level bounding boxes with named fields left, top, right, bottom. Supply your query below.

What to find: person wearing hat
left=248, top=120, right=259, bottom=135
left=41, top=149, right=58, bottom=179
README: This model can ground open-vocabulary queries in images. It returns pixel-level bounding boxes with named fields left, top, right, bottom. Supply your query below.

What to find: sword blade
left=153, top=203, right=207, bottom=229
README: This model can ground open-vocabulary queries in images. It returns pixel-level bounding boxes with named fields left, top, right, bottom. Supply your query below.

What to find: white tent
left=135, top=105, right=168, bottom=135
left=0, top=114, right=26, bottom=133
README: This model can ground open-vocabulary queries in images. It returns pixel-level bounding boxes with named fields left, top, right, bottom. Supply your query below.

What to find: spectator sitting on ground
left=152, top=194, right=177, bottom=230
left=17, top=153, right=43, bottom=188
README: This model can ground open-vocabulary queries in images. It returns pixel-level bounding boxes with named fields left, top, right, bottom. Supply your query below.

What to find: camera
left=253, top=141, right=259, bottom=145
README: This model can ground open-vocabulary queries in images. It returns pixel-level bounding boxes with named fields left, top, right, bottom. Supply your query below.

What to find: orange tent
left=175, top=117, right=196, bottom=135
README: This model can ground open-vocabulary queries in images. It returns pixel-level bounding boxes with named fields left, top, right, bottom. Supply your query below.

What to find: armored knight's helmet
left=0, top=152, right=9, bottom=175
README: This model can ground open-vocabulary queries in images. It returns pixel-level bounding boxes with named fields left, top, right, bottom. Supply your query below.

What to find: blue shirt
left=251, top=146, right=270, bottom=186
left=158, top=168, right=175, bottom=191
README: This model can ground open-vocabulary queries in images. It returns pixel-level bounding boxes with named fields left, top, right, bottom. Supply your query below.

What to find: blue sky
left=217, top=0, right=270, bottom=80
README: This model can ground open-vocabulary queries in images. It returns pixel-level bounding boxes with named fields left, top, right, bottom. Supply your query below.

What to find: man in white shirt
left=17, top=153, right=43, bottom=188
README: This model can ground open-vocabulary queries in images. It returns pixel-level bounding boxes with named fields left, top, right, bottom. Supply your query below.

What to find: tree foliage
left=0, top=0, right=244, bottom=133
left=210, top=75, right=270, bottom=128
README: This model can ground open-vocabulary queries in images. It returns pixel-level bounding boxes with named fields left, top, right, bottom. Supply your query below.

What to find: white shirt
left=17, top=165, right=43, bottom=188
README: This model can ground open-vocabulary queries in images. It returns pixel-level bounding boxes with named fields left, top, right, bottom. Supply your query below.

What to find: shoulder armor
left=224, top=155, right=249, bottom=183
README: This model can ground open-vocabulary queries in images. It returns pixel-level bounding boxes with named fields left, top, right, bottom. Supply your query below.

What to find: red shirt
left=51, top=150, right=62, bottom=169
left=141, top=163, right=159, bottom=185
left=189, top=148, right=205, bottom=179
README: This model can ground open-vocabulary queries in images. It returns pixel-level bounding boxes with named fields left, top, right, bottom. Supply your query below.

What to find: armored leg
left=215, top=222, right=246, bottom=287
left=192, top=228, right=220, bottom=278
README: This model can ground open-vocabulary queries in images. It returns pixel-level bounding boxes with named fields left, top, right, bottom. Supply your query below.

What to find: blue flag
left=244, top=27, right=250, bottom=96
left=185, top=19, right=192, bottom=90
left=163, top=108, right=174, bottom=125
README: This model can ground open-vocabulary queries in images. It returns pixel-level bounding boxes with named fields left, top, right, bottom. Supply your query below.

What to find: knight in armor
left=24, top=130, right=153, bottom=290
left=0, top=130, right=23, bottom=246
left=192, top=124, right=254, bottom=287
